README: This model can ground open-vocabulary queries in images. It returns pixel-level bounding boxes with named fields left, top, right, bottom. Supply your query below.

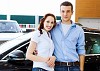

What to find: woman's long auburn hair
left=38, top=13, right=56, bottom=34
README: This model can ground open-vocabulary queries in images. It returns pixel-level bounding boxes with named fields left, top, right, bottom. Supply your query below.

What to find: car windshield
left=85, top=33, right=100, bottom=54
left=0, top=22, right=21, bottom=33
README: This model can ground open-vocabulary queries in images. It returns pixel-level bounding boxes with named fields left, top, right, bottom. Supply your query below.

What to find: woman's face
left=43, top=16, right=55, bottom=32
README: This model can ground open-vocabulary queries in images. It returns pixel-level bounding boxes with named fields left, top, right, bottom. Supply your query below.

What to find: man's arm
left=79, top=55, right=85, bottom=71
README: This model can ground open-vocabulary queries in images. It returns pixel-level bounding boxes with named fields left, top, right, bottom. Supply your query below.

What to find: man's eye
left=62, top=10, right=65, bottom=13
left=67, top=10, right=70, bottom=13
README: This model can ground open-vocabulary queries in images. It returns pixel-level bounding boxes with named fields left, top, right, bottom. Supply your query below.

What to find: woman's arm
left=26, top=41, right=49, bottom=62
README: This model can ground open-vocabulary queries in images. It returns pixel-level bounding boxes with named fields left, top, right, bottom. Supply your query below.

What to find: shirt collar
left=42, top=29, right=51, bottom=38
left=57, top=20, right=76, bottom=27
left=42, top=29, right=47, bottom=33
left=42, top=29, right=50, bottom=35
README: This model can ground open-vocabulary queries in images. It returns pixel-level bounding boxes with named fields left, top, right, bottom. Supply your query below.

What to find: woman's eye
left=47, top=21, right=49, bottom=23
left=51, top=22, right=54, bottom=24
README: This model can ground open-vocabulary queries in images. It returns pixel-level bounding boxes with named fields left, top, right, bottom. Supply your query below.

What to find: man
left=50, top=1, right=85, bottom=71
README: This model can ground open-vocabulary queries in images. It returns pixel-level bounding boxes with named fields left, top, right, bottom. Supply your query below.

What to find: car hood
left=0, top=33, right=24, bottom=41
left=0, top=32, right=33, bottom=56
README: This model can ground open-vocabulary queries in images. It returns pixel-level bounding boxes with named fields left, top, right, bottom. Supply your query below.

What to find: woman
left=26, top=13, right=56, bottom=71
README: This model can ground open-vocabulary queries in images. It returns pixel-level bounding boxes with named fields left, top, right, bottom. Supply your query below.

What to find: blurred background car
left=0, top=20, right=24, bottom=45
left=0, top=20, right=22, bottom=33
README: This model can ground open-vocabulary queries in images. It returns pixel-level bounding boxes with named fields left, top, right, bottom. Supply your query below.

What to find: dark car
left=0, top=29, right=100, bottom=71
left=75, top=22, right=100, bottom=33
left=84, top=32, right=100, bottom=71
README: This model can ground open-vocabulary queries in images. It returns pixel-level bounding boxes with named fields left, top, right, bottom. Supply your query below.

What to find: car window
left=85, top=33, right=100, bottom=54
left=0, top=22, right=21, bottom=33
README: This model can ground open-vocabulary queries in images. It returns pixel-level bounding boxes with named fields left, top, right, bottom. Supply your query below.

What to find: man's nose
left=64, top=12, right=67, bottom=15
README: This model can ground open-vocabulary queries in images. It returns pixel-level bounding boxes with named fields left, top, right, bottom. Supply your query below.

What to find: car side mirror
left=8, top=50, right=25, bottom=60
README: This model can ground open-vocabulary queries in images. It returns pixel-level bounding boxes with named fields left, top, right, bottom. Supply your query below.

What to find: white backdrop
left=0, top=0, right=75, bottom=21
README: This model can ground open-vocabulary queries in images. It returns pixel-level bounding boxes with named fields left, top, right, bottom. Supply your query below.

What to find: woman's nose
left=48, top=23, right=51, bottom=26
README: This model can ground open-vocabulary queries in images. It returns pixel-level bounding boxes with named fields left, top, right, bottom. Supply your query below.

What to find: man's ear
left=72, top=11, right=74, bottom=15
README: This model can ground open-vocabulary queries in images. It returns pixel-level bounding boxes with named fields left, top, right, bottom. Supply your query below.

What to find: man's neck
left=62, top=20, right=72, bottom=25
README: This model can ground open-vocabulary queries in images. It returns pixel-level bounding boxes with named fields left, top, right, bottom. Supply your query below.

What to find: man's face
left=60, top=6, right=73, bottom=23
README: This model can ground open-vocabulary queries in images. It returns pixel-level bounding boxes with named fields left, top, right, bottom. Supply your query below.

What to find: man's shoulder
left=75, top=24, right=83, bottom=29
left=74, top=24, right=84, bottom=33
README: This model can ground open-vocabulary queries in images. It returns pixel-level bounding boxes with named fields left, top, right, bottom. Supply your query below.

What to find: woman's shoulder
left=32, top=30, right=40, bottom=36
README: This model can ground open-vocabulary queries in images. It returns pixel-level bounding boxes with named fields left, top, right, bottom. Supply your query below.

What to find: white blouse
left=31, top=29, right=54, bottom=71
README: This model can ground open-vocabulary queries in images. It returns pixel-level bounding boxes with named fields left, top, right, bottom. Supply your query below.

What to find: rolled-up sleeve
left=77, top=29, right=85, bottom=55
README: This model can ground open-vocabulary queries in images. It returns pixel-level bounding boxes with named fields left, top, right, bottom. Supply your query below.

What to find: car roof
left=84, top=31, right=100, bottom=35
left=0, top=20, right=17, bottom=23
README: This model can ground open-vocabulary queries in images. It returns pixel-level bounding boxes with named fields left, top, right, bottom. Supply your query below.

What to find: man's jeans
left=32, top=68, right=47, bottom=71
left=54, top=66, right=80, bottom=71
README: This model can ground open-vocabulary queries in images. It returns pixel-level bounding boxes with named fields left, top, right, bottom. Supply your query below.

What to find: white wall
left=0, top=0, right=76, bottom=21
left=78, top=18, right=100, bottom=29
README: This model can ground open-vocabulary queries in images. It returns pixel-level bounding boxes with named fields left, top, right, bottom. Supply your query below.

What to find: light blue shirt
left=51, top=21, right=85, bottom=62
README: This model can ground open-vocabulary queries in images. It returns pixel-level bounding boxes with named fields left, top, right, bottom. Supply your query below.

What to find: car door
left=0, top=39, right=33, bottom=71
left=84, top=32, right=100, bottom=71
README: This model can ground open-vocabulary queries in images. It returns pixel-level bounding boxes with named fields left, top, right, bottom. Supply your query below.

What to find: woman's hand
left=46, top=56, right=56, bottom=67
